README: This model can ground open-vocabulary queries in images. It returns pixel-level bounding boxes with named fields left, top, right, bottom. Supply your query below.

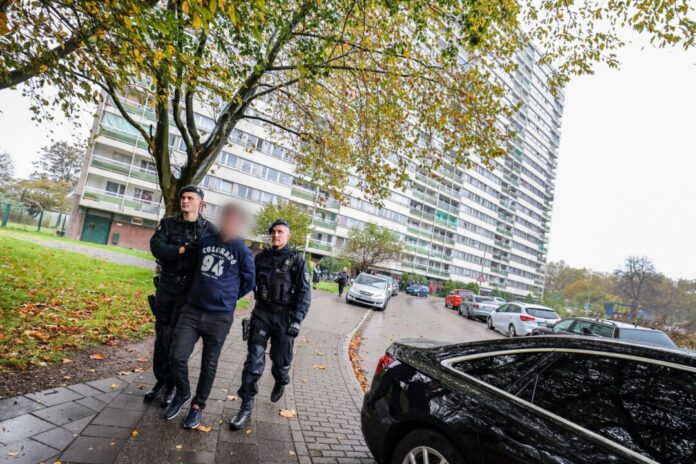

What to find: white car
left=461, top=295, right=499, bottom=320
left=346, top=273, right=390, bottom=311
left=488, top=302, right=560, bottom=337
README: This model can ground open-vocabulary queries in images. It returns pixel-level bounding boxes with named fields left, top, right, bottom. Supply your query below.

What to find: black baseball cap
left=178, top=185, right=204, bottom=200
left=268, top=218, right=290, bottom=234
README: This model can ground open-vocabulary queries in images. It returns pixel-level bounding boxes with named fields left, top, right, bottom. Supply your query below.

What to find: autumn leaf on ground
left=6, top=451, right=18, bottom=457
left=226, top=395, right=237, bottom=401
left=117, top=371, right=130, bottom=376
left=245, top=428, right=253, bottom=435
left=131, top=430, right=139, bottom=437
left=315, top=350, right=324, bottom=355
left=279, top=409, right=297, bottom=418
left=302, top=337, right=311, bottom=343
left=175, top=444, right=182, bottom=449
left=90, top=353, right=105, bottom=360
left=62, top=358, right=72, bottom=364
left=312, top=364, right=326, bottom=370
left=23, top=330, right=50, bottom=341
left=110, top=383, right=120, bottom=389
left=289, top=450, right=296, bottom=456
left=63, top=375, right=71, bottom=381
left=136, top=357, right=148, bottom=363
left=196, top=425, right=212, bottom=433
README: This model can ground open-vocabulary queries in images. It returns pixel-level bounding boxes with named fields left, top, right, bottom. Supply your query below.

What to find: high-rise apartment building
left=68, top=44, right=563, bottom=298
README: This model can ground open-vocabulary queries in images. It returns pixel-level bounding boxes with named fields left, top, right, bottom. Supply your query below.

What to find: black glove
left=184, top=242, right=199, bottom=257
left=286, top=321, right=301, bottom=338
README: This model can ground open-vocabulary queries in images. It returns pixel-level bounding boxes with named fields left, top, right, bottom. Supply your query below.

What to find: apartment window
left=133, top=188, right=154, bottom=202
left=139, top=160, right=156, bottom=172
left=105, top=181, right=125, bottom=196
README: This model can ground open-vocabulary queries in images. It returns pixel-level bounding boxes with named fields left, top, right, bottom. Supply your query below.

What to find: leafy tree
left=614, top=256, right=658, bottom=309
left=31, top=141, right=84, bottom=185
left=317, top=256, right=350, bottom=276
left=400, top=272, right=427, bottom=287
left=252, top=201, right=311, bottom=249
left=3, top=1, right=694, bottom=214
left=342, top=223, right=401, bottom=273
left=0, top=150, right=14, bottom=185
left=442, top=280, right=479, bottom=295
left=5, top=178, right=72, bottom=211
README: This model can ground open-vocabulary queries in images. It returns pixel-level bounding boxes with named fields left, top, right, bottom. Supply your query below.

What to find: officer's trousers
left=238, top=308, right=294, bottom=400
left=152, top=280, right=189, bottom=387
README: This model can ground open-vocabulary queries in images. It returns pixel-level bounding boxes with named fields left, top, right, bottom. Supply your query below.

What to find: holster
left=242, top=317, right=251, bottom=341
left=147, top=294, right=156, bottom=316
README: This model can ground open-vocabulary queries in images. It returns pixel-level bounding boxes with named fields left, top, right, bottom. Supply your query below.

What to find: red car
left=444, top=289, right=475, bottom=310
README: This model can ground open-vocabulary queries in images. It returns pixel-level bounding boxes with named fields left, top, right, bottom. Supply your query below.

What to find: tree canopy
left=2, top=1, right=694, bottom=214
left=0, top=151, right=14, bottom=185
left=342, top=222, right=402, bottom=273
left=32, top=141, right=84, bottom=185
left=251, top=201, right=312, bottom=249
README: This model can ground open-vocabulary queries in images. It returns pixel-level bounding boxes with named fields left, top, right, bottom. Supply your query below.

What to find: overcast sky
left=1, top=40, right=694, bottom=279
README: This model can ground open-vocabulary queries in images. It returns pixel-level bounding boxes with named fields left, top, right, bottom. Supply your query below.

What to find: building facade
left=68, top=45, right=563, bottom=298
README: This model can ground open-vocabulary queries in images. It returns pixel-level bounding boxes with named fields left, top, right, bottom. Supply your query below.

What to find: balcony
left=496, top=226, right=513, bottom=238
left=409, top=208, right=435, bottom=222
left=432, top=234, right=455, bottom=246
left=434, top=216, right=457, bottom=230
left=308, top=239, right=332, bottom=252
left=82, top=187, right=162, bottom=216
left=313, top=219, right=337, bottom=231
left=90, top=155, right=158, bottom=184
left=290, top=188, right=315, bottom=202
left=99, top=126, right=150, bottom=151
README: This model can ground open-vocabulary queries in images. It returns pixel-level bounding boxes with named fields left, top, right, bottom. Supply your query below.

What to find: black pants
left=238, top=308, right=294, bottom=400
left=338, top=282, right=346, bottom=296
left=152, top=281, right=188, bottom=387
left=169, top=304, right=233, bottom=409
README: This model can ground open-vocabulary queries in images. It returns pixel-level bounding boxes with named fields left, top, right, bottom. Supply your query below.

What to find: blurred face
left=220, top=210, right=244, bottom=239
left=270, top=225, right=290, bottom=249
left=180, top=192, right=202, bottom=215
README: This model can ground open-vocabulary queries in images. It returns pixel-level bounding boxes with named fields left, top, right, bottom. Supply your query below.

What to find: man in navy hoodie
left=164, top=203, right=255, bottom=429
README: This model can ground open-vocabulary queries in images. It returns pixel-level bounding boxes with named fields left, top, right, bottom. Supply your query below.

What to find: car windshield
left=355, top=274, right=388, bottom=289
left=526, top=307, right=559, bottom=319
left=618, top=328, right=677, bottom=348
left=475, top=296, right=493, bottom=303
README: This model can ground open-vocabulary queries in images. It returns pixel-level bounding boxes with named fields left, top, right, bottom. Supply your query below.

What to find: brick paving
left=0, top=293, right=375, bottom=464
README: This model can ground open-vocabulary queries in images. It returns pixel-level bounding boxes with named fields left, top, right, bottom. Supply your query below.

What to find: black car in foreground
left=361, top=336, right=696, bottom=464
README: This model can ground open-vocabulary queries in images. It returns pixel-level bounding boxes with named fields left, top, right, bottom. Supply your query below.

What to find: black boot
left=144, top=382, right=166, bottom=402
left=229, top=398, right=254, bottom=430
left=270, top=383, right=285, bottom=403
left=160, top=386, right=176, bottom=408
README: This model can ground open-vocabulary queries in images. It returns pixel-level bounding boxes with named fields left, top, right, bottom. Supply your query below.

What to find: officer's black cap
left=178, top=185, right=204, bottom=200
left=268, top=219, right=290, bottom=234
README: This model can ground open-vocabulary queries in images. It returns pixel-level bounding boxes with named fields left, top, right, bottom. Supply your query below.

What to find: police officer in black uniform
left=230, top=219, right=312, bottom=430
left=146, top=185, right=216, bottom=407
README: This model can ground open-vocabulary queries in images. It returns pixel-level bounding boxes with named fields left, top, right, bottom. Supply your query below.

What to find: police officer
left=230, top=219, right=311, bottom=430
left=146, top=185, right=217, bottom=407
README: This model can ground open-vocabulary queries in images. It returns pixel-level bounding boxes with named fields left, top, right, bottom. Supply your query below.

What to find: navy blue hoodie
left=187, top=234, right=255, bottom=313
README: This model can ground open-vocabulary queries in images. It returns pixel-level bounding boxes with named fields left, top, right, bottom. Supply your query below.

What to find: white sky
left=1, top=40, right=694, bottom=279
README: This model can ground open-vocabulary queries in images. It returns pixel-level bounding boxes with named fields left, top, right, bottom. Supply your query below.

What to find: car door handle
left=490, top=426, right=541, bottom=461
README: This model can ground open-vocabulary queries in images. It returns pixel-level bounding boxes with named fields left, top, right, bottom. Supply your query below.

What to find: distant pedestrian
left=312, top=266, right=320, bottom=289
left=337, top=267, right=350, bottom=297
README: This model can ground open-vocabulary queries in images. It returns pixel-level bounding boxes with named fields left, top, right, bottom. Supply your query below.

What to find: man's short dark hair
left=221, top=203, right=246, bottom=222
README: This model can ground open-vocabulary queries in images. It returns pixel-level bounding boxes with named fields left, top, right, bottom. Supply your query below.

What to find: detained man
left=164, top=204, right=255, bottom=429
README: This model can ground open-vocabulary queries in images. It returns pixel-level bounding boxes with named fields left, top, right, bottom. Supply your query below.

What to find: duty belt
left=159, top=272, right=191, bottom=285
left=256, top=304, right=294, bottom=314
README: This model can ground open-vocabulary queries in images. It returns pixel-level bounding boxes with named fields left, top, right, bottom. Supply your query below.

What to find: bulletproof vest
left=254, top=249, right=300, bottom=309
left=160, top=217, right=206, bottom=276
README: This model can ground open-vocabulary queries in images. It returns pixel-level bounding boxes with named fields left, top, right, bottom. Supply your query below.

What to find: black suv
left=532, top=317, right=677, bottom=348
left=361, top=336, right=696, bottom=464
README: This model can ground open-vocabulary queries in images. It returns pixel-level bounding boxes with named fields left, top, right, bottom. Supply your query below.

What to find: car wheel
left=455, top=305, right=461, bottom=315
left=391, top=428, right=464, bottom=464
left=466, top=307, right=472, bottom=320
left=508, top=324, right=517, bottom=337
left=487, top=317, right=494, bottom=330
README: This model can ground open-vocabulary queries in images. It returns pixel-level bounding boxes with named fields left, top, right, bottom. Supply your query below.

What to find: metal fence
left=0, top=201, right=70, bottom=235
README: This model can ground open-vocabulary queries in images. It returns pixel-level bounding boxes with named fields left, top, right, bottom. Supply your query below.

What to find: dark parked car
left=361, top=336, right=696, bottom=464
left=531, top=317, right=677, bottom=348
left=405, top=284, right=429, bottom=297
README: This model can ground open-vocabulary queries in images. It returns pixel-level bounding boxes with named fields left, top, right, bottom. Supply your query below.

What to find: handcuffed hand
left=184, top=242, right=199, bottom=257
left=286, top=321, right=301, bottom=338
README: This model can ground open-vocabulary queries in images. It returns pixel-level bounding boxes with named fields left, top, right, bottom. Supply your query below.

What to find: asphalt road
left=358, top=293, right=502, bottom=377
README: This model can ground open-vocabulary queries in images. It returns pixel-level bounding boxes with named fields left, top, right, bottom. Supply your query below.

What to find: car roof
left=395, top=334, right=696, bottom=368
left=566, top=317, right=664, bottom=332
left=507, top=301, right=556, bottom=311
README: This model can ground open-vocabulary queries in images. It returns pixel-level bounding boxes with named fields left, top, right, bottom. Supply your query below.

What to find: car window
left=508, top=304, right=521, bottom=313
left=514, top=352, right=696, bottom=463
left=475, top=296, right=493, bottom=303
left=496, top=304, right=508, bottom=313
left=354, top=274, right=388, bottom=289
left=553, top=319, right=574, bottom=332
left=617, top=328, right=677, bottom=348
left=569, top=320, right=594, bottom=335
left=525, top=307, right=559, bottom=319
left=451, top=352, right=551, bottom=390
left=590, top=323, right=615, bottom=338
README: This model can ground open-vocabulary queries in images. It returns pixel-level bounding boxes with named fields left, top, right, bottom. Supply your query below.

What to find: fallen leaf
left=131, top=430, right=139, bottom=437
left=312, top=364, right=326, bottom=370
left=136, top=357, right=148, bottom=363
left=23, top=329, right=50, bottom=341
left=90, top=353, right=105, bottom=360
left=289, top=450, right=296, bottom=456
left=279, top=409, right=297, bottom=418
left=63, top=375, right=72, bottom=381
left=226, top=395, right=237, bottom=401
left=245, top=429, right=252, bottom=435
left=110, top=383, right=120, bottom=389
left=6, top=451, right=18, bottom=457
left=62, top=358, right=72, bottom=364
left=175, top=444, right=182, bottom=449
left=117, top=371, right=130, bottom=376
left=315, top=350, right=324, bottom=355
left=196, top=425, right=212, bottom=433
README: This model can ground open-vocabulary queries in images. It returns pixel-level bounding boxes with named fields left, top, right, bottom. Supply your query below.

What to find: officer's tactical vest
left=255, top=250, right=301, bottom=309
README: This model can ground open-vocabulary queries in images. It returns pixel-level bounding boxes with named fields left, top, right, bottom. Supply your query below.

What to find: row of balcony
left=90, top=155, right=158, bottom=184
left=82, top=186, right=162, bottom=216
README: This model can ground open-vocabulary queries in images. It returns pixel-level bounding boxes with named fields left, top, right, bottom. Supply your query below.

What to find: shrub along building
left=68, top=44, right=563, bottom=299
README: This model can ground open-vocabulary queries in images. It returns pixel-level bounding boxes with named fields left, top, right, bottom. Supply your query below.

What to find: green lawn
left=0, top=226, right=154, bottom=261
left=315, top=281, right=339, bottom=293
left=0, top=234, right=155, bottom=369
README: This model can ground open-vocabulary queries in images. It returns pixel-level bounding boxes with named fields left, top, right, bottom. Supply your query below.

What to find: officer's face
left=270, top=225, right=290, bottom=249
left=180, top=193, right=202, bottom=215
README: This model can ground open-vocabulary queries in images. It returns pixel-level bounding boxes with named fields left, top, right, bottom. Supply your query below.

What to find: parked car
left=375, top=274, right=399, bottom=297
left=492, top=296, right=506, bottom=304
left=488, top=302, right=560, bottom=336
left=531, top=317, right=677, bottom=348
left=346, top=273, right=390, bottom=310
left=361, top=336, right=696, bottom=464
left=405, top=284, right=429, bottom=297
left=444, top=288, right=475, bottom=310
left=461, top=295, right=499, bottom=320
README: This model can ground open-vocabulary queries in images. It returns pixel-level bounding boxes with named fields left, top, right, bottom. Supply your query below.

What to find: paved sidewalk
left=0, top=293, right=374, bottom=464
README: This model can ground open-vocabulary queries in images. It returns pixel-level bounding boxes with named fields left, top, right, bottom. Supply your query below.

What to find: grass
left=315, top=281, right=339, bottom=293
left=0, top=225, right=154, bottom=261
left=0, top=234, right=154, bottom=369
